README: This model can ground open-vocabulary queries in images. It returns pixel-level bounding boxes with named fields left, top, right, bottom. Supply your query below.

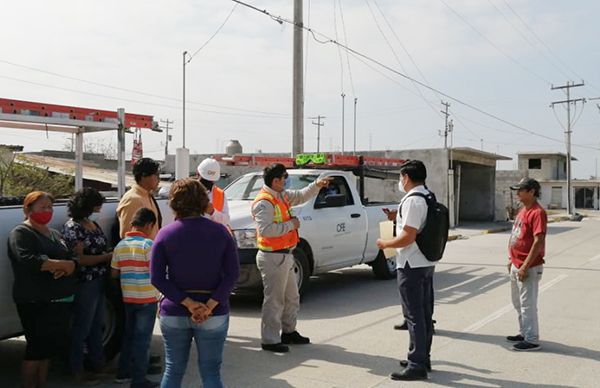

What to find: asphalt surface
left=1, top=217, right=599, bottom=387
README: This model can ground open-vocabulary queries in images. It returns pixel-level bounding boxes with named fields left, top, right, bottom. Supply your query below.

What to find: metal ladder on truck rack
left=0, top=97, right=161, bottom=196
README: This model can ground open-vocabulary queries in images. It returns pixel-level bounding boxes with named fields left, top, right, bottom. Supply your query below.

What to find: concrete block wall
left=495, top=170, right=524, bottom=220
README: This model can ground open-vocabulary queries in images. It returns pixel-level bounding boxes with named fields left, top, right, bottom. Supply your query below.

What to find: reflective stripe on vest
left=212, top=187, right=225, bottom=212
left=252, top=188, right=299, bottom=251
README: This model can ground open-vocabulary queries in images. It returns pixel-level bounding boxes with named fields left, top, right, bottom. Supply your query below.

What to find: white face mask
left=88, top=212, right=99, bottom=222
left=398, top=177, right=406, bottom=193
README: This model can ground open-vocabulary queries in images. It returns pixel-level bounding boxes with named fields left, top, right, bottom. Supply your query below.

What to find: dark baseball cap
left=510, top=178, right=540, bottom=191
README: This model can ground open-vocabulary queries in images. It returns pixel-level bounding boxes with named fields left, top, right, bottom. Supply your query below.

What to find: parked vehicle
left=227, top=168, right=399, bottom=295
left=0, top=197, right=173, bottom=360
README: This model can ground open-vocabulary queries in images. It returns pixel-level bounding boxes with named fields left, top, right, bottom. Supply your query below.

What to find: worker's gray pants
left=256, top=250, right=300, bottom=344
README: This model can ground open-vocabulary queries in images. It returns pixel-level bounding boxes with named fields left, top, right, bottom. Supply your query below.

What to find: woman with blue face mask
left=62, top=187, right=113, bottom=384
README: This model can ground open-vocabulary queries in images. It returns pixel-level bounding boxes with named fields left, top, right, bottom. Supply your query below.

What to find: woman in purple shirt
left=151, top=178, right=239, bottom=388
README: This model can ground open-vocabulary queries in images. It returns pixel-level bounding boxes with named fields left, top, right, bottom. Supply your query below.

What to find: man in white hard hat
left=197, top=157, right=230, bottom=226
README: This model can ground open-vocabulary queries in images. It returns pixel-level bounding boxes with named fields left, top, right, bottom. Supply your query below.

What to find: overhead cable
left=232, top=0, right=600, bottom=150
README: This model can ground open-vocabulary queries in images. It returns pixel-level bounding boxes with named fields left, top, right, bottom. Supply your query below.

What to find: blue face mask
left=88, top=213, right=99, bottom=222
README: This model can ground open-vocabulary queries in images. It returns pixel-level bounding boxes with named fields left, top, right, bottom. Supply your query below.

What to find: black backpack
left=400, top=190, right=449, bottom=262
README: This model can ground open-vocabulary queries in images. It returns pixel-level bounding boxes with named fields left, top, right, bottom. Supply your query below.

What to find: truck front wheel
left=292, top=247, right=311, bottom=296
left=371, top=250, right=396, bottom=280
left=102, top=280, right=125, bottom=361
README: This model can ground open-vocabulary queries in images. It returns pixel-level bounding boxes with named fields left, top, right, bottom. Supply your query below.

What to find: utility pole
left=292, top=0, right=304, bottom=156
left=551, top=81, right=585, bottom=216
left=160, top=119, right=173, bottom=161
left=309, top=116, right=325, bottom=152
left=440, top=101, right=450, bottom=149
left=182, top=51, right=187, bottom=149
left=353, top=97, right=358, bottom=155
left=341, top=93, right=346, bottom=154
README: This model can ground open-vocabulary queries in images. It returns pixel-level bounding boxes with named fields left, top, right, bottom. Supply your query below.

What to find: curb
left=483, top=226, right=512, bottom=234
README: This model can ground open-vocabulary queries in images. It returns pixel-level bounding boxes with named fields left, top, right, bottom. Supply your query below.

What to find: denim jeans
left=70, top=276, right=105, bottom=374
left=117, top=302, right=158, bottom=385
left=397, top=264, right=435, bottom=371
left=159, top=314, right=229, bottom=388
left=510, top=264, right=543, bottom=344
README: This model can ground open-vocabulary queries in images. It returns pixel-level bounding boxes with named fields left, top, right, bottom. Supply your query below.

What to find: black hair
left=399, top=160, right=427, bottom=183
left=133, top=158, right=160, bottom=183
left=199, top=178, right=214, bottom=191
left=263, top=163, right=287, bottom=188
left=67, top=187, right=105, bottom=220
left=131, top=207, right=157, bottom=228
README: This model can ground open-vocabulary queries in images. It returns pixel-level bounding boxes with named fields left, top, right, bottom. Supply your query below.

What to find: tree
left=0, top=148, right=74, bottom=198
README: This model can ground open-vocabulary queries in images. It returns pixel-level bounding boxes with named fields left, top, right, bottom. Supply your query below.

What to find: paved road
left=1, top=218, right=599, bottom=387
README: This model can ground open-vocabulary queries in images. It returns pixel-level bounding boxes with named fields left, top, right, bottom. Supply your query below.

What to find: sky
left=1, top=0, right=599, bottom=178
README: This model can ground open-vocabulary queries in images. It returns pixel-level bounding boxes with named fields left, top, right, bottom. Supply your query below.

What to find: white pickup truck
left=0, top=168, right=398, bottom=357
left=0, top=198, right=174, bottom=359
left=226, top=168, right=398, bottom=295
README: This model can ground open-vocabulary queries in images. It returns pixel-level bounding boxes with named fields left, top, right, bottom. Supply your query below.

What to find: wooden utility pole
left=551, top=81, right=585, bottom=215
left=309, top=115, right=325, bottom=152
left=292, top=0, right=304, bottom=156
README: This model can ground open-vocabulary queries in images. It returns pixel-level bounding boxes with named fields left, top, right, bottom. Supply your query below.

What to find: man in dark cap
left=117, top=157, right=163, bottom=240
left=507, top=177, right=547, bottom=351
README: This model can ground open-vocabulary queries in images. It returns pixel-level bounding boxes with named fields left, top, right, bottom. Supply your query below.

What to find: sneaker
left=149, top=355, right=161, bottom=365
left=506, top=334, right=524, bottom=343
left=71, top=373, right=100, bottom=386
left=390, top=367, right=428, bottom=381
left=281, top=331, right=310, bottom=345
left=147, top=364, right=162, bottom=375
left=512, top=341, right=541, bottom=352
left=114, top=374, right=132, bottom=384
left=261, top=343, right=289, bottom=353
left=130, top=379, right=160, bottom=388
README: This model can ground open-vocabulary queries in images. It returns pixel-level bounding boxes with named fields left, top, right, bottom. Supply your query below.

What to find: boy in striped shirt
left=111, top=208, right=159, bottom=388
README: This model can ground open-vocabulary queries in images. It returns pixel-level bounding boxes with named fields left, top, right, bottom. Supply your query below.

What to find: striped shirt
left=111, top=231, right=159, bottom=304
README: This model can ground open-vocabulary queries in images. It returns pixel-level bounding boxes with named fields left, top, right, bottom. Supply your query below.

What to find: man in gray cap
left=506, top=178, right=547, bottom=351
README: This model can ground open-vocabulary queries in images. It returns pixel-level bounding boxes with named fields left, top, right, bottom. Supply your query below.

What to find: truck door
left=310, top=175, right=367, bottom=268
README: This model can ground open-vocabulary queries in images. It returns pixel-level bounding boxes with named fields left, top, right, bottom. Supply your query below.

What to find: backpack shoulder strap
left=399, top=191, right=430, bottom=217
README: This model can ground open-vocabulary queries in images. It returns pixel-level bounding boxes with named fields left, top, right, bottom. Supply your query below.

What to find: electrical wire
left=187, top=3, right=238, bottom=63
left=500, top=0, right=600, bottom=96
left=332, top=0, right=345, bottom=94
left=337, top=0, right=356, bottom=97
left=365, top=0, right=441, bottom=121
left=0, top=74, right=291, bottom=120
left=438, top=0, right=552, bottom=86
left=0, top=58, right=290, bottom=117
left=486, top=0, right=572, bottom=81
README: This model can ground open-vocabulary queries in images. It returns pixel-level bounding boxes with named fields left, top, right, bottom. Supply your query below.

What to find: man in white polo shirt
left=377, top=160, right=434, bottom=381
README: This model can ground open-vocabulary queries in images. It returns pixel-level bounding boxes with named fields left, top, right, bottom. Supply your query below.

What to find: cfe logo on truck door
left=336, top=222, right=346, bottom=233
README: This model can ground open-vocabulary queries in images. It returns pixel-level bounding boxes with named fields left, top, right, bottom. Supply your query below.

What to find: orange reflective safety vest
left=212, top=186, right=225, bottom=212
left=252, top=188, right=299, bottom=251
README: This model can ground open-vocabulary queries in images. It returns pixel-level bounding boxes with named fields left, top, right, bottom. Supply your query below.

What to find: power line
left=332, top=0, right=345, bottom=94
left=364, top=0, right=441, bottom=120
left=337, top=0, right=355, bottom=97
left=438, top=0, right=552, bottom=86
left=187, top=3, right=238, bottom=62
left=0, top=74, right=292, bottom=120
left=500, top=0, right=600, bottom=96
left=0, top=58, right=290, bottom=117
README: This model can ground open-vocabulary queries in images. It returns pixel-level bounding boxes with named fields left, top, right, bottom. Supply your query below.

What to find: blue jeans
left=159, top=314, right=229, bottom=388
left=70, top=277, right=105, bottom=374
left=117, top=302, right=157, bottom=384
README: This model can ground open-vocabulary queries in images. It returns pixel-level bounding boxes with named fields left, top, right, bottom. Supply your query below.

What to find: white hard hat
left=197, top=158, right=221, bottom=181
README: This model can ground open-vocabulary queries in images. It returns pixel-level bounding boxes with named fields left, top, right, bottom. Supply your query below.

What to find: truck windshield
left=225, top=174, right=318, bottom=200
